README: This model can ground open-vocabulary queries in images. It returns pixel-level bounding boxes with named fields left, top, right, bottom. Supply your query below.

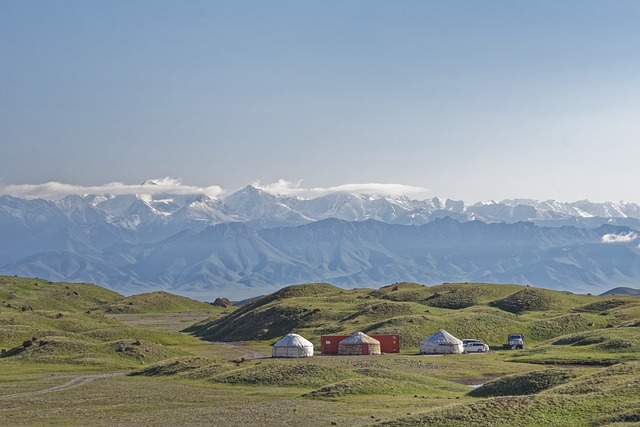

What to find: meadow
left=1, top=276, right=638, bottom=426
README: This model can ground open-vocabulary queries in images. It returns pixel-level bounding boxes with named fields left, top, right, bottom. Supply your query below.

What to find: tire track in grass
left=0, top=372, right=126, bottom=400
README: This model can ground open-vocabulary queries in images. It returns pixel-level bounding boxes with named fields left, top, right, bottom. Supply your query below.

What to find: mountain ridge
left=2, top=187, right=640, bottom=300
left=4, top=187, right=640, bottom=232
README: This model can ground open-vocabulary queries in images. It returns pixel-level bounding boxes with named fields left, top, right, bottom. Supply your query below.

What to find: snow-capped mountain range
left=1, top=185, right=639, bottom=299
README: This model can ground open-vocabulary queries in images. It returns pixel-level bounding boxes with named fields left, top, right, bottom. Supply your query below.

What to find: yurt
left=272, top=333, right=314, bottom=358
left=338, top=332, right=381, bottom=355
left=419, top=329, right=464, bottom=354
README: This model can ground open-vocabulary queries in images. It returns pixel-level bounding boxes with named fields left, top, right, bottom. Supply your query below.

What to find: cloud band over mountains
left=0, top=177, right=224, bottom=200
left=251, top=179, right=431, bottom=198
left=0, top=177, right=431, bottom=200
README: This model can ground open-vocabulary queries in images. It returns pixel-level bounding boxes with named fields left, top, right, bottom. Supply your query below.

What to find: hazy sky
left=2, top=1, right=639, bottom=203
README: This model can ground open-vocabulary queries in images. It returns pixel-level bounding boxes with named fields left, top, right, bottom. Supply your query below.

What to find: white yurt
left=419, top=329, right=464, bottom=354
left=338, top=332, right=381, bottom=355
left=272, top=333, right=314, bottom=358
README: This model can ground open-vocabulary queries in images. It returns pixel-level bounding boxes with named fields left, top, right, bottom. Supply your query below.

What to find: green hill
left=379, top=361, right=640, bottom=427
left=0, top=275, right=122, bottom=312
left=3, top=275, right=638, bottom=368
left=99, top=291, right=222, bottom=314
left=2, top=275, right=638, bottom=427
left=0, top=306, right=195, bottom=367
left=0, top=276, right=209, bottom=367
left=372, top=282, right=524, bottom=306
left=186, top=282, right=639, bottom=353
left=133, top=355, right=470, bottom=397
left=490, top=287, right=579, bottom=314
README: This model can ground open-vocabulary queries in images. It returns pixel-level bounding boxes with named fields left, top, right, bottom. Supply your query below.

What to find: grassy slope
left=0, top=275, right=122, bottom=312
left=0, top=307, right=200, bottom=367
left=99, top=291, right=224, bottom=314
left=379, top=361, right=640, bottom=426
left=0, top=276, right=211, bottom=368
left=1, top=277, right=638, bottom=426
left=127, top=352, right=639, bottom=426
left=186, top=282, right=639, bottom=355
left=0, top=275, right=227, bottom=315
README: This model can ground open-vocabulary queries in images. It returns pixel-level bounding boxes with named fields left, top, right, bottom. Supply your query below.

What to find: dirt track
left=0, top=372, right=125, bottom=400
left=209, top=341, right=265, bottom=360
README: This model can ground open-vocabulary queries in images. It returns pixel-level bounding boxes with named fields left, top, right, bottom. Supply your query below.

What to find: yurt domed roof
left=273, top=333, right=313, bottom=348
left=339, top=331, right=380, bottom=345
left=420, top=329, right=463, bottom=345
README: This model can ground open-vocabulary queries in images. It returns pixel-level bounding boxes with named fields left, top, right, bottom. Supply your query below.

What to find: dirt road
left=208, top=341, right=265, bottom=360
left=0, top=372, right=125, bottom=400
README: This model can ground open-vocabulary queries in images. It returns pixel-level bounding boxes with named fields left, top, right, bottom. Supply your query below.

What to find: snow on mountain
left=292, top=193, right=447, bottom=225
left=3, top=184, right=640, bottom=299
left=92, top=194, right=166, bottom=227
left=169, top=195, right=234, bottom=225
left=571, top=200, right=633, bottom=218
left=7, top=186, right=640, bottom=233
left=498, top=199, right=640, bottom=220
left=223, top=185, right=312, bottom=227
left=295, top=192, right=392, bottom=222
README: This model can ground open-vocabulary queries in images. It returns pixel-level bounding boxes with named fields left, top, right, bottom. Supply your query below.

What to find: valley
left=1, top=276, right=638, bottom=426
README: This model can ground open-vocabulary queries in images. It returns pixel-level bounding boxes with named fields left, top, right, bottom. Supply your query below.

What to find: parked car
left=463, top=341, right=490, bottom=353
left=508, top=333, right=524, bottom=349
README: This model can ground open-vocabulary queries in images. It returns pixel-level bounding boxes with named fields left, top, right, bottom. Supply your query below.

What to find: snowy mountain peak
left=2, top=185, right=640, bottom=299
left=3, top=184, right=640, bottom=232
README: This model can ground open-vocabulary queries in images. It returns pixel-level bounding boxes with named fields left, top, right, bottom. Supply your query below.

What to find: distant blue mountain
left=1, top=190, right=640, bottom=299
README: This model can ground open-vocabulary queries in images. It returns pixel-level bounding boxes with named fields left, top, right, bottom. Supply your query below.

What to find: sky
left=1, top=1, right=640, bottom=203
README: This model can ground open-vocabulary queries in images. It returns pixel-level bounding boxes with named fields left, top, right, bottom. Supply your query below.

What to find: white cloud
left=252, top=179, right=431, bottom=198
left=251, top=179, right=306, bottom=196
left=0, top=177, right=224, bottom=200
left=601, top=232, right=638, bottom=244
left=0, top=177, right=430, bottom=200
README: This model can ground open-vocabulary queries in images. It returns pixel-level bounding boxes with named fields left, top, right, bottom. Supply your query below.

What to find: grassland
left=1, top=276, right=638, bottom=426
left=0, top=275, right=220, bottom=367
left=186, top=281, right=638, bottom=355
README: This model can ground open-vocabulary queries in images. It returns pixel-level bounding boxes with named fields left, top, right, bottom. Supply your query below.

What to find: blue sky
left=1, top=1, right=639, bottom=203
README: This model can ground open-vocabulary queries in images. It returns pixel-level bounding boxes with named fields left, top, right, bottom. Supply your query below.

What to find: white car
left=463, top=341, right=489, bottom=353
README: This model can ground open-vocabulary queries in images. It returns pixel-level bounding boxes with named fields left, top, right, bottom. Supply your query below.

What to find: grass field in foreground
left=1, top=354, right=636, bottom=427
left=1, top=278, right=638, bottom=426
